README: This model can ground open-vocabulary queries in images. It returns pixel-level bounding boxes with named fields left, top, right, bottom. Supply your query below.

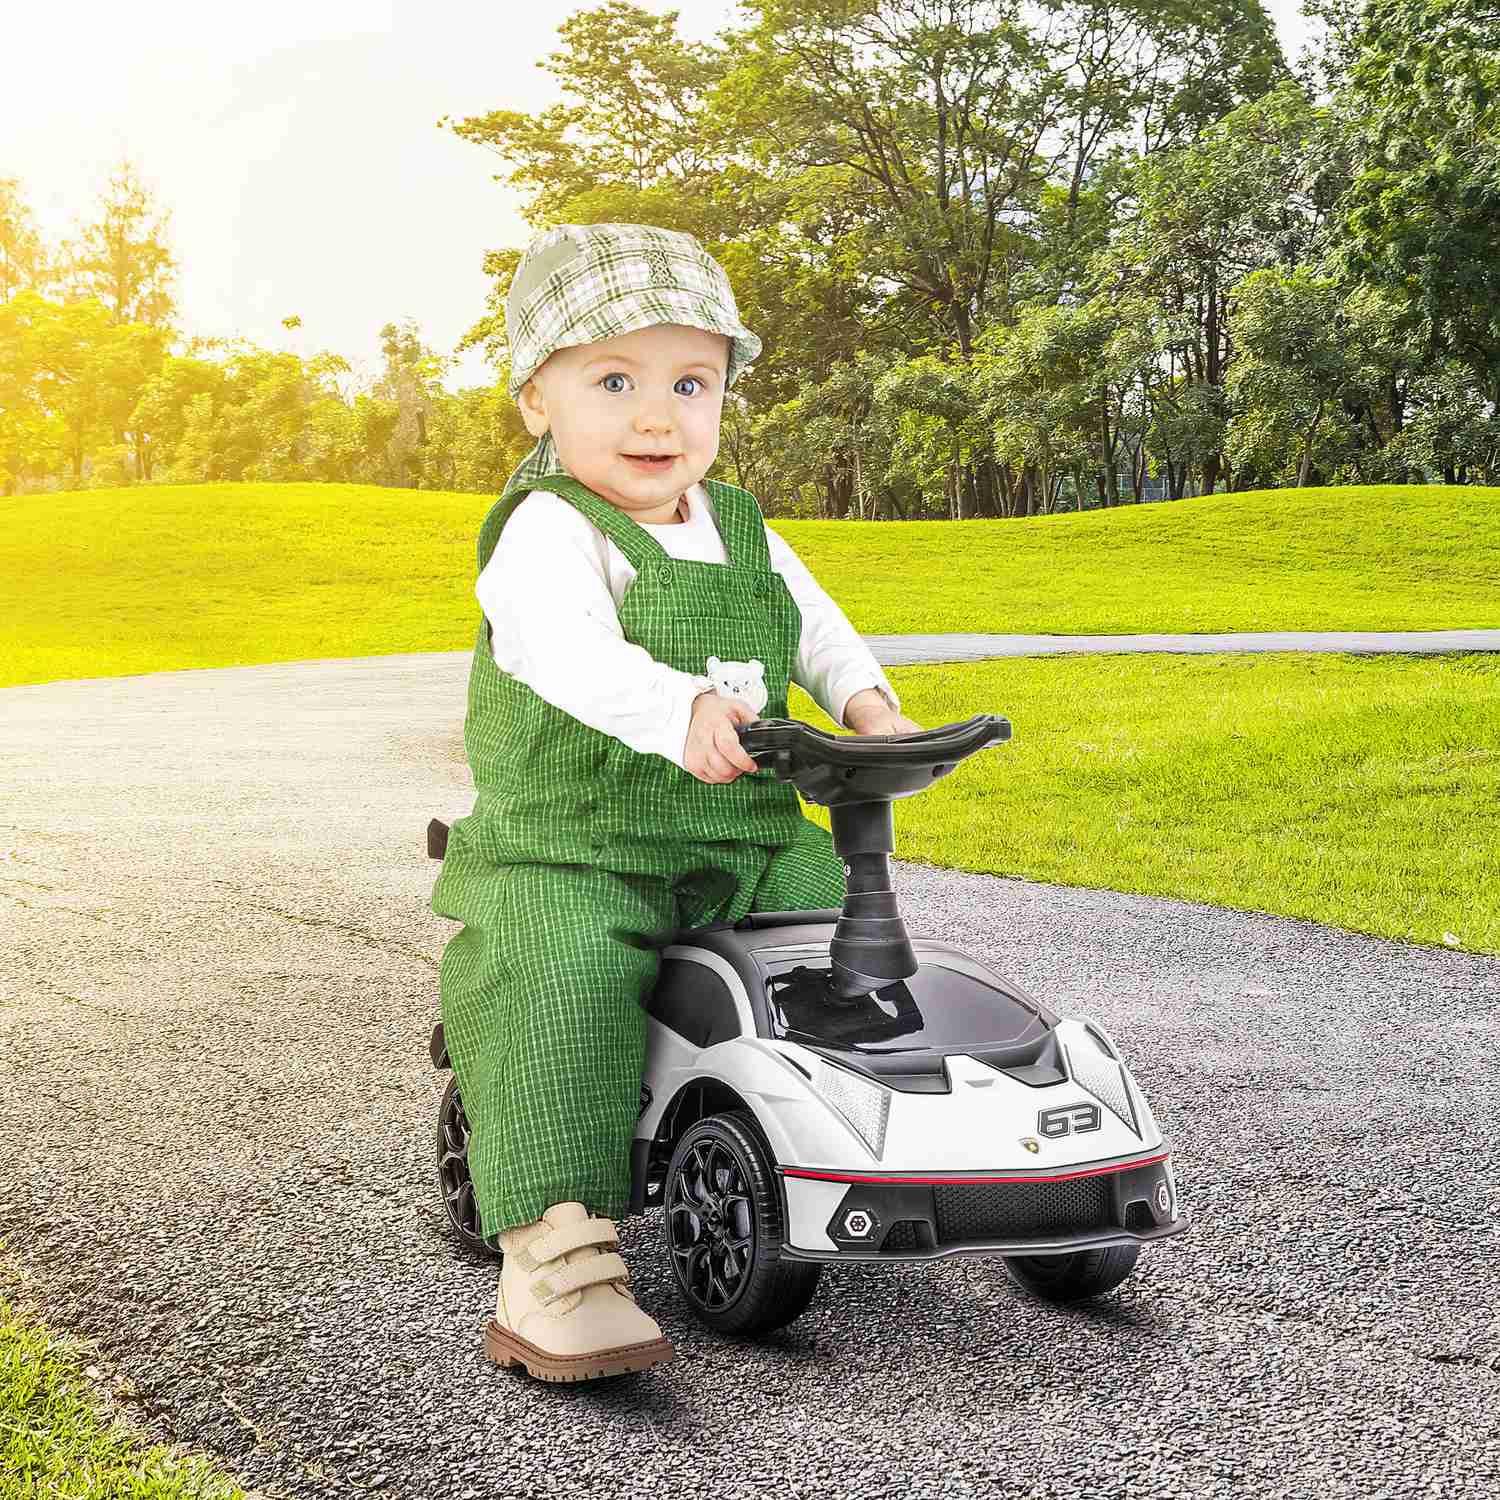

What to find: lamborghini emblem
left=1020, top=1137, right=1040, bottom=1154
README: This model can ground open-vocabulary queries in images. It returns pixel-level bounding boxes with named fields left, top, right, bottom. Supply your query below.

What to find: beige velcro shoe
left=485, top=1201, right=675, bottom=1382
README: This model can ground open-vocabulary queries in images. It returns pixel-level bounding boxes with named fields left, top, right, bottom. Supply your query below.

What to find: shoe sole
left=484, top=1317, right=675, bottom=1382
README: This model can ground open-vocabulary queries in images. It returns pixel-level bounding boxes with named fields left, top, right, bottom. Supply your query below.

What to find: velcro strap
left=528, top=1217, right=619, bottom=1267
left=532, top=1251, right=629, bottom=1305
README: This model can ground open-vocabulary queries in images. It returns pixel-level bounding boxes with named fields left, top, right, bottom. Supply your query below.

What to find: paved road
left=2, top=655, right=1497, bottom=1500
left=867, top=628, right=1500, bottom=664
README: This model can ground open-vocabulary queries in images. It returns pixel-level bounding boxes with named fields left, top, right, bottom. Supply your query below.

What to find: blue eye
left=601, top=373, right=628, bottom=393
left=676, top=376, right=702, bottom=396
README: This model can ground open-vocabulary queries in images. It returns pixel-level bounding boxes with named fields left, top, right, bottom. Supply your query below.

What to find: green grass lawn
left=792, top=650, right=1500, bottom=955
left=2, top=481, right=1496, bottom=688
left=0, top=1269, right=251, bottom=1499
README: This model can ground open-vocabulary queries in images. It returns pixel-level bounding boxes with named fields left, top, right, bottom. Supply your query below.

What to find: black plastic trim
left=735, top=908, right=844, bottom=932
left=628, top=1137, right=652, bottom=1215
left=671, top=922, right=838, bottom=1038
left=973, top=1028, right=1067, bottom=1086
left=800, top=1042, right=951, bottom=1093
left=779, top=1215, right=1190, bottom=1263
left=645, top=956, right=741, bottom=1047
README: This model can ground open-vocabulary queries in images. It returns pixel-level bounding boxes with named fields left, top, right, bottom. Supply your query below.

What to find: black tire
left=437, top=1075, right=501, bottom=1259
left=663, top=1109, right=821, bottom=1335
left=1002, top=1243, right=1140, bottom=1304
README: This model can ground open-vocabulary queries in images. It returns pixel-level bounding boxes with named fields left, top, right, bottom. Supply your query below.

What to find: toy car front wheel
left=663, top=1109, right=821, bottom=1335
left=437, top=1075, right=500, bottom=1258
left=1002, top=1243, right=1140, bottom=1303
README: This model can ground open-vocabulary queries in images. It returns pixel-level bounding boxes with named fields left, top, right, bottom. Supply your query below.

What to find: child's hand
left=685, top=691, right=761, bottom=783
left=843, top=687, right=922, bottom=737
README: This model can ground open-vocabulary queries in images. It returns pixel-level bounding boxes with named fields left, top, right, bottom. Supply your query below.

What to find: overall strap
left=702, top=479, right=773, bottom=573
left=475, top=472, right=671, bottom=576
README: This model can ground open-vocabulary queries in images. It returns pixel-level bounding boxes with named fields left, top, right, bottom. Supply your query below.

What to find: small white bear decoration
left=705, top=655, right=768, bottom=715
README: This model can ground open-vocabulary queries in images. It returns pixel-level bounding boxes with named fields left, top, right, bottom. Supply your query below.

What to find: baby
left=432, top=222, right=918, bottom=1384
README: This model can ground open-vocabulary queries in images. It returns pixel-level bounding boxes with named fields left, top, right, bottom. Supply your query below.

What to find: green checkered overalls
left=431, top=472, right=845, bottom=1239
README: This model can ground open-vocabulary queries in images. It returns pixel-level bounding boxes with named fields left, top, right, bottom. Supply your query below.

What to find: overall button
left=754, top=578, right=770, bottom=598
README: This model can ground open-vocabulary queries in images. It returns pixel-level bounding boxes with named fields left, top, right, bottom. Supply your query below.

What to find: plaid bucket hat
left=499, top=222, right=762, bottom=496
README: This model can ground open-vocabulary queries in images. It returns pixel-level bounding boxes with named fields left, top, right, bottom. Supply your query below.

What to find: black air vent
left=934, top=1178, right=1111, bottom=1242
left=880, top=1220, right=922, bottom=1253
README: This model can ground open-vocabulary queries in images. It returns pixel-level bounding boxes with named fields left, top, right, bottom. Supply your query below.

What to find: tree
left=423, top=382, right=531, bottom=494
left=715, top=0, right=1060, bottom=369
left=0, top=178, right=51, bottom=300
left=1224, top=266, right=1363, bottom=486
left=715, top=0, right=1287, bottom=357
left=1293, top=0, right=1369, bottom=100
left=55, top=157, right=178, bottom=329
left=371, top=318, right=452, bottom=487
left=1334, top=0, right=1500, bottom=410
left=1035, top=0, right=1287, bottom=299
left=139, top=344, right=364, bottom=485
left=974, top=304, right=1097, bottom=511
left=0, top=290, right=67, bottom=492
left=748, top=350, right=908, bottom=518
left=0, top=290, right=168, bottom=487
left=1390, top=364, right=1500, bottom=486
left=1090, top=79, right=1352, bottom=494
left=444, top=0, right=1289, bottom=515
left=131, top=355, right=232, bottom=483
left=873, top=353, right=987, bottom=518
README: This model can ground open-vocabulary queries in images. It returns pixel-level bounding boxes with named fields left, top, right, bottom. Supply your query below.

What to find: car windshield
left=765, top=960, right=1043, bottom=1054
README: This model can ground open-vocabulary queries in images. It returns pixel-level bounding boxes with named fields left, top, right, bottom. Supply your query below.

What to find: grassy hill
left=1, top=481, right=1496, bottom=688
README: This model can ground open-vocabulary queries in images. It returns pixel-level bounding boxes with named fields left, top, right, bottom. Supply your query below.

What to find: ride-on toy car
left=427, top=713, right=1188, bottom=1334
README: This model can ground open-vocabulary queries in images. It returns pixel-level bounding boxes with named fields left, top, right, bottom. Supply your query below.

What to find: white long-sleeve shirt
left=477, top=481, right=900, bottom=770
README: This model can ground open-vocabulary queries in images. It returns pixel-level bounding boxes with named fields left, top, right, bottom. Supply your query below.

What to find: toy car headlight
left=816, top=1060, right=890, bottom=1159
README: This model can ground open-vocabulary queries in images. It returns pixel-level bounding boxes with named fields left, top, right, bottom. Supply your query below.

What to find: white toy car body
left=630, top=915, right=1185, bottom=1264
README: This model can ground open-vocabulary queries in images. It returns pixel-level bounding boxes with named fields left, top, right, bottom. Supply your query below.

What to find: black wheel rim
left=667, top=1135, right=755, bottom=1312
left=438, top=1086, right=481, bottom=1241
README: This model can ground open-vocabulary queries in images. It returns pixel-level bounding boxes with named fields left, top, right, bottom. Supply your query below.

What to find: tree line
left=2, top=0, right=1495, bottom=516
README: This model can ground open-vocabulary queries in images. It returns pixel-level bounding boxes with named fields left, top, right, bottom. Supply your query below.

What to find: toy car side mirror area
left=737, top=714, right=1013, bottom=1000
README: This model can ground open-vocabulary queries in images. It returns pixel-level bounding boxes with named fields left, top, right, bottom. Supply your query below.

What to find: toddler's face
left=518, top=322, right=731, bottom=521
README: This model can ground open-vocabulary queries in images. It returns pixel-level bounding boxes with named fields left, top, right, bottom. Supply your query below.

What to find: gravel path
left=867, top=628, right=1500, bottom=663
left=2, top=654, right=1497, bottom=1500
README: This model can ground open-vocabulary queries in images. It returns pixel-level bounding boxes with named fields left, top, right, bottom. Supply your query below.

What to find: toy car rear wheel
left=663, top=1109, right=821, bottom=1335
left=437, top=1074, right=499, bottom=1258
left=1002, top=1243, right=1140, bottom=1303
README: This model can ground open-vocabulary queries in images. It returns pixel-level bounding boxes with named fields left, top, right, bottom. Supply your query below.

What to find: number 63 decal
left=1037, top=1101, right=1101, bottom=1138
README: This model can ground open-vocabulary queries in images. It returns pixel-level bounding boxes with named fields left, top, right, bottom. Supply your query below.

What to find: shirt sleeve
left=476, top=494, right=706, bottom=769
left=763, top=525, right=900, bottom=727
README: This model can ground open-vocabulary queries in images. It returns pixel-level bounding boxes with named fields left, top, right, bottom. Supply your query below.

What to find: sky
left=4, top=1, right=1314, bottom=395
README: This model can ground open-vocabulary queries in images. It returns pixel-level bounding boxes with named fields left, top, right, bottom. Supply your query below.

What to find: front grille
left=934, top=1177, right=1112, bottom=1242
